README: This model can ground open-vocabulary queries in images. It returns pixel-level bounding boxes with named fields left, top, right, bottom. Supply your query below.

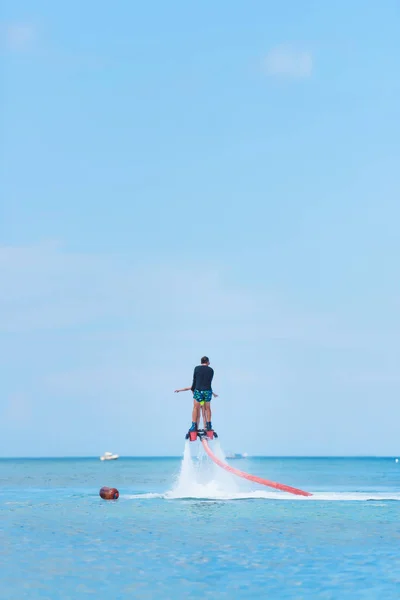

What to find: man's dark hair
left=201, top=356, right=209, bottom=364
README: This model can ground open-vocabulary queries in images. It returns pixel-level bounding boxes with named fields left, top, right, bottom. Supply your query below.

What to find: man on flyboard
left=174, top=356, right=218, bottom=432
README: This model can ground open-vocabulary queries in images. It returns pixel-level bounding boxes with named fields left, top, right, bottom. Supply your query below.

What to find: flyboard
left=186, top=428, right=312, bottom=497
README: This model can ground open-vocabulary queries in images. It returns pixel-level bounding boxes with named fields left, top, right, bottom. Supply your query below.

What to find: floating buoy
left=99, top=486, right=119, bottom=500
left=396, top=459, right=399, bottom=464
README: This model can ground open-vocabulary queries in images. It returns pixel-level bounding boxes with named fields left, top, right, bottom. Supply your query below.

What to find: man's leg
left=190, top=399, right=199, bottom=431
left=195, top=392, right=207, bottom=429
left=205, top=400, right=212, bottom=429
left=196, top=402, right=203, bottom=428
left=200, top=403, right=207, bottom=428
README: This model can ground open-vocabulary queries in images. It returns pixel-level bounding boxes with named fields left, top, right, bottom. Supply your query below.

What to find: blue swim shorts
left=193, top=389, right=212, bottom=405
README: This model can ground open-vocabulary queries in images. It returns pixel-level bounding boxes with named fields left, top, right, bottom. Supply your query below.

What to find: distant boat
left=226, top=452, right=248, bottom=459
left=100, top=452, right=119, bottom=461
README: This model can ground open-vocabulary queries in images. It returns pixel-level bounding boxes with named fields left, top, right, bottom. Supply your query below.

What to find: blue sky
left=1, top=0, right=400, bottom=456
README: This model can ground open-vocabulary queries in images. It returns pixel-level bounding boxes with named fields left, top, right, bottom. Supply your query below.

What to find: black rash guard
left=191, top=365, right=214, bottom=392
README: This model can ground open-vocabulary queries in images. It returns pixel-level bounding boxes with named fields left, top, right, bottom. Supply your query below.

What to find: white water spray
left=165, top=439, right=244, bottom=499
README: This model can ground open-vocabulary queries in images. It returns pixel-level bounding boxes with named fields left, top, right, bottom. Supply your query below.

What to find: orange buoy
left=99, top=486, right=119, bottom=500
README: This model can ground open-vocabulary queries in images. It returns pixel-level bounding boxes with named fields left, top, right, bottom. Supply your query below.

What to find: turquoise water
left=1, top=445, right=400, bottom=599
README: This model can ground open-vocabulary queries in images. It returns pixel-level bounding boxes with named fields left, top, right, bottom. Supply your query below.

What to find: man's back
left=191, top=365, right=214, bottom=391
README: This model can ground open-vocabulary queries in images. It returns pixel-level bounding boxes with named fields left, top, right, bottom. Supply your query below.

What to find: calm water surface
left=1, top=453, right=399, bottom=599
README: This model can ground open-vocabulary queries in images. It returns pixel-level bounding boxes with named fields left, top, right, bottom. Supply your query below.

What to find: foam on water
left=125, top=491, right=400, bottom=501
left=123, top=442, right=400, bottom=502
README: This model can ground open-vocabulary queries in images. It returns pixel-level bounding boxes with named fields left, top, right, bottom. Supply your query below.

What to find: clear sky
left=1, top=0, right=400, bottom=457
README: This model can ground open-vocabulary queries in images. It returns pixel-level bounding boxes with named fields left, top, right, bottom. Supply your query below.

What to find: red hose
left=201, top=439, right=312, bottom=497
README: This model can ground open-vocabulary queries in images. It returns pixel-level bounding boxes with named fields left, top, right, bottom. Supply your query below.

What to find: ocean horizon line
left=0, top=455, right=398, bottom=460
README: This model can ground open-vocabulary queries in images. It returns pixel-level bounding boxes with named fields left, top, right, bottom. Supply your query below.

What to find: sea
left=1, top=443, right=400, bottom=599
